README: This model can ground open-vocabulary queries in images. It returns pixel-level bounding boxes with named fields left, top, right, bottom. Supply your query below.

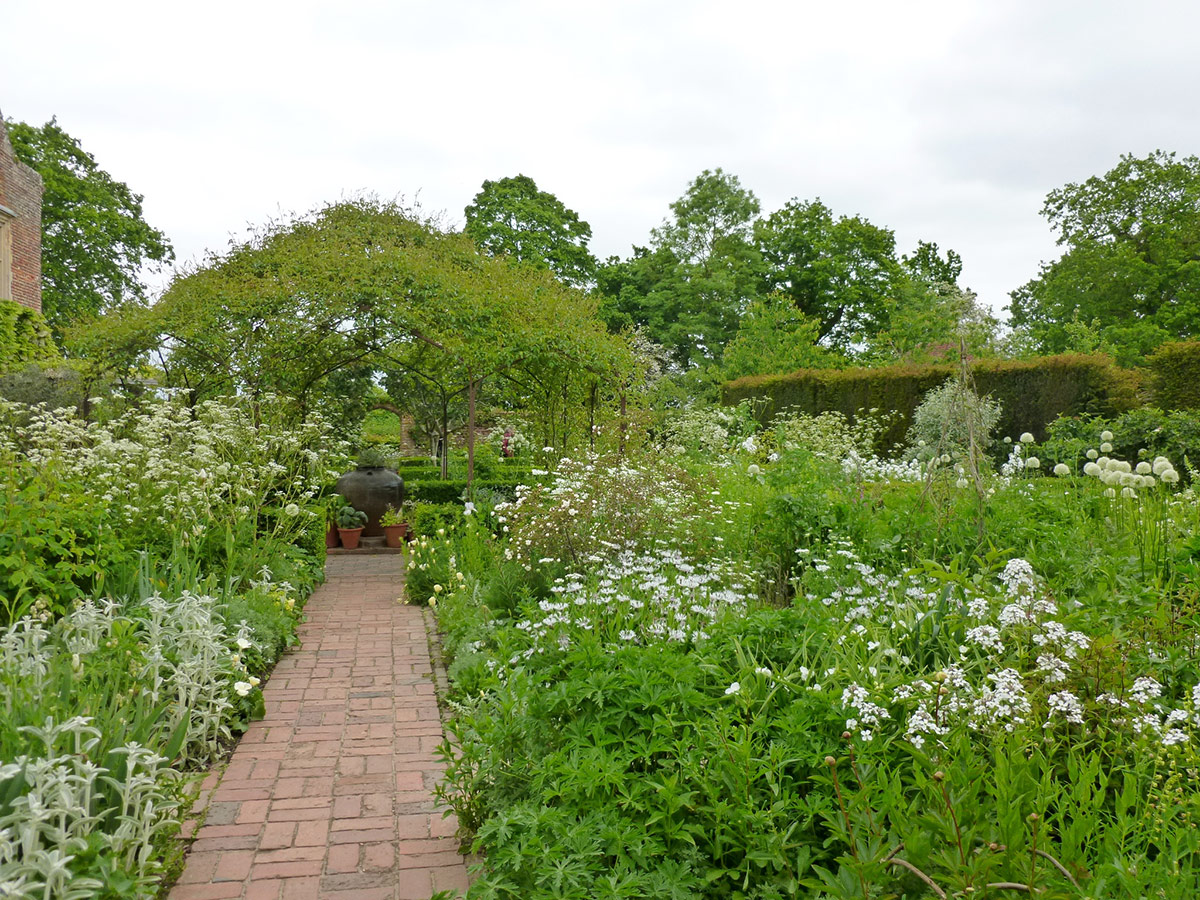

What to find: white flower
left=1162, top=468, right=1180, bottom=484
left=234, top=681, right=253, bottom=697
left=1053, top=463, right=1070, bottom=477
left=1101, top=430, right=1114, bottom=442
left=248, top=676, right=261, bottom=687
left=463, top=501, right=476, bottom=516
left=1136, top=461, right=1152, bottom=475
left=1153, top=456, right=1172, bottom=475
left=236, top=637, right=253, bottom=650
left=1100, top=442, right=1113, bottom=453
left=1020, top=432, right=1035, bottom=444
left=1104, top=487, right=1116, bottom=498
left=747, top=464, right=761, bottom=476
left=1086, top=449, right=1099, bottom=460
left=283, top=503, right=300, bottom=516
left=1083, top=462, right=1102, bottom=477
left=1046, top=690, right=1084, bottom=725
left=1024, top=457, right=1040, bottom=470
left=1121, top=487, right=1136, bottom=498
left=725, top=681, right=741, bottom=695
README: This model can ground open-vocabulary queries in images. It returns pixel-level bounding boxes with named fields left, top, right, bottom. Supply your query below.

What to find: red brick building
left=0, top=112, right=43, bottom=312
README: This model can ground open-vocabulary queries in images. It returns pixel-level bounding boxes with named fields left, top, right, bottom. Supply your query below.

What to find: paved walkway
left=170, top=554, right=470, bottom=900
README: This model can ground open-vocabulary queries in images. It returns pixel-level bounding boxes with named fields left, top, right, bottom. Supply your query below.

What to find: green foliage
left=425, top=429, right=1200, bottom=896
left=907, top=378, right=1002, bottom=459
left=0, top=395, right=331, bottom=895
left=1044, top=407, right=1200, bottom=480
left=756, top=197, right=904, bottom=351
left=334, top=506, right=367, bottom=529
left=0, top=303, right=60, bottom=373
left=405, top=478, right=526, bottom=505
left=463, top=174, right=596, bottom=287
left=1148, top=340, right=1200, bottom=410
left=409, top=501, right=465, bottom=539
left=599, top=169, right=763, bottom=368
left=6, top=118, right=173, bottom=342
left=724, top=353, right=1139, bottom=451
left=1010, top=150, right=1200, bottom=361
left=719, top=292, right=838, bottom=380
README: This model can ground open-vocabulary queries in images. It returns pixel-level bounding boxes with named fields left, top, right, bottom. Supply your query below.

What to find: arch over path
left=170, top=555, right=470, bottom=900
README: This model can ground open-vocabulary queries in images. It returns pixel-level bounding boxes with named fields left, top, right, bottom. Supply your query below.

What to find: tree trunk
left=440, top=392, right=450, bottom=480
left=466, top=376, right=479, bottom=497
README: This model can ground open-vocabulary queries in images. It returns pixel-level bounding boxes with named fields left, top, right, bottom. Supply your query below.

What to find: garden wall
left=722, top=353, right=1140, bottom=450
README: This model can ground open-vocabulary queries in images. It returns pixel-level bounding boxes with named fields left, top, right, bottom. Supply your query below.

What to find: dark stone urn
left=334, top=467, right=404, bottom=537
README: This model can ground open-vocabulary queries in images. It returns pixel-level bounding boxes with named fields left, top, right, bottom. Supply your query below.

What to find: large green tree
left=1009, top=151, right=1200, bottom=362
left=463, top=174, right=596, bottom=287
left=7, top=118, right=173, bottom=341
left=755, top=198, right=903, bottom=352
left=597, top=169, right=763, bottom=368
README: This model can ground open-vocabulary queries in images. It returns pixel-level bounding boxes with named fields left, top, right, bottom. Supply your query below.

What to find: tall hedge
left=1147, top=341, right=1200, bottom=410
left=722, top=354, right=1139, bottom=450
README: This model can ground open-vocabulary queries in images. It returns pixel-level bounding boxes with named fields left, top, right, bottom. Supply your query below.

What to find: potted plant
left=379, top=504, right=409, bottom=548
left=335, top=505, right=368, bottom=550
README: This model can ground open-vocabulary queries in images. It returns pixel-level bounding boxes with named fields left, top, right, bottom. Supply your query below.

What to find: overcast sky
left=4, top=0, right=1199, bottom=317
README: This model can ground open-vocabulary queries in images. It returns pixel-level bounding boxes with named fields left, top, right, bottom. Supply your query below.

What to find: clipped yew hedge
left=1147, top=341, right=1200, bottom=411
left=723, top=354, right=1140, bottom=450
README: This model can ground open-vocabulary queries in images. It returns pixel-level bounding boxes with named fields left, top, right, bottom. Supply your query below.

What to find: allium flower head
left=1100, top=442, right=1113, bottom=453
left=1086, top=449, right=1098, bottom=460
left=1101, top=430, right=1114, bottom=442
left=1020, top=432, right=1035, bottom=444
left=1053, top=463, right=1070, bottom=476
left=1024, top=457, right=1040, bottom=470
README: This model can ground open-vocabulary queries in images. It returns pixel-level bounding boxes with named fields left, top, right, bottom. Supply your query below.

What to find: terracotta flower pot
left=326, top=522, right=340, bottom=549
left=338, top=527, right=364, bottom=550
left=382, top=523, right=409, bottom=549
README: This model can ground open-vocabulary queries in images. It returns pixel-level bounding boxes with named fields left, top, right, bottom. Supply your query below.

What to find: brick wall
left=0, top=113, right=44, bottom=313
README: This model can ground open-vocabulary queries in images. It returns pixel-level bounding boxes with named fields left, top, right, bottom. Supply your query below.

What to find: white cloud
left=4, top=0, right=1199, bottom=317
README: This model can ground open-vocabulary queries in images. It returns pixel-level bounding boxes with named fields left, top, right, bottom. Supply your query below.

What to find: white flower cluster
left=497, top=550, right=750, bottom=674
left=841, top=450, right=925, bottom=483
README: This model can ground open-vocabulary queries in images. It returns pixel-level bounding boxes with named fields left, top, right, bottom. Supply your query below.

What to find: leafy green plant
left=334, top=505, right=367, bottom=529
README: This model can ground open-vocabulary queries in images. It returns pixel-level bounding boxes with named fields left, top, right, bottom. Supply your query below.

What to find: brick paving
left=170, top=555, right=470, bottom=900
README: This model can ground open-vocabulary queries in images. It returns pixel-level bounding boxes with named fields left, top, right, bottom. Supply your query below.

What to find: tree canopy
left=598, top=169, right=763, bottom=368
left=7, top=118, right=173, bottom=342
left=463, top=174, right=596, bottom=287
left=94, top=198, right=632, bottom=479
left=755, top=198, right=903, bottom=351
left=1009, top=150, right=1200, bottom=362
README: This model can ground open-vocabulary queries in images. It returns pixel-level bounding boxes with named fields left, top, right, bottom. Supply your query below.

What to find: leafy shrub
left=409, top=501, right=464, bottom=539
left=771, top=407, right=893, bottom=460
left=906, top=377, right=1002, bottom=460
left=1148, top=340, right=1200, bottom=410
left=0, top=303, right=59, bottom=374
left=495, top=454, right=727, bottom=567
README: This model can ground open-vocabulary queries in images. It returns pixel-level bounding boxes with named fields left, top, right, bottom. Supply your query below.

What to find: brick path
left=170, top=554, right=470, bottom=900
